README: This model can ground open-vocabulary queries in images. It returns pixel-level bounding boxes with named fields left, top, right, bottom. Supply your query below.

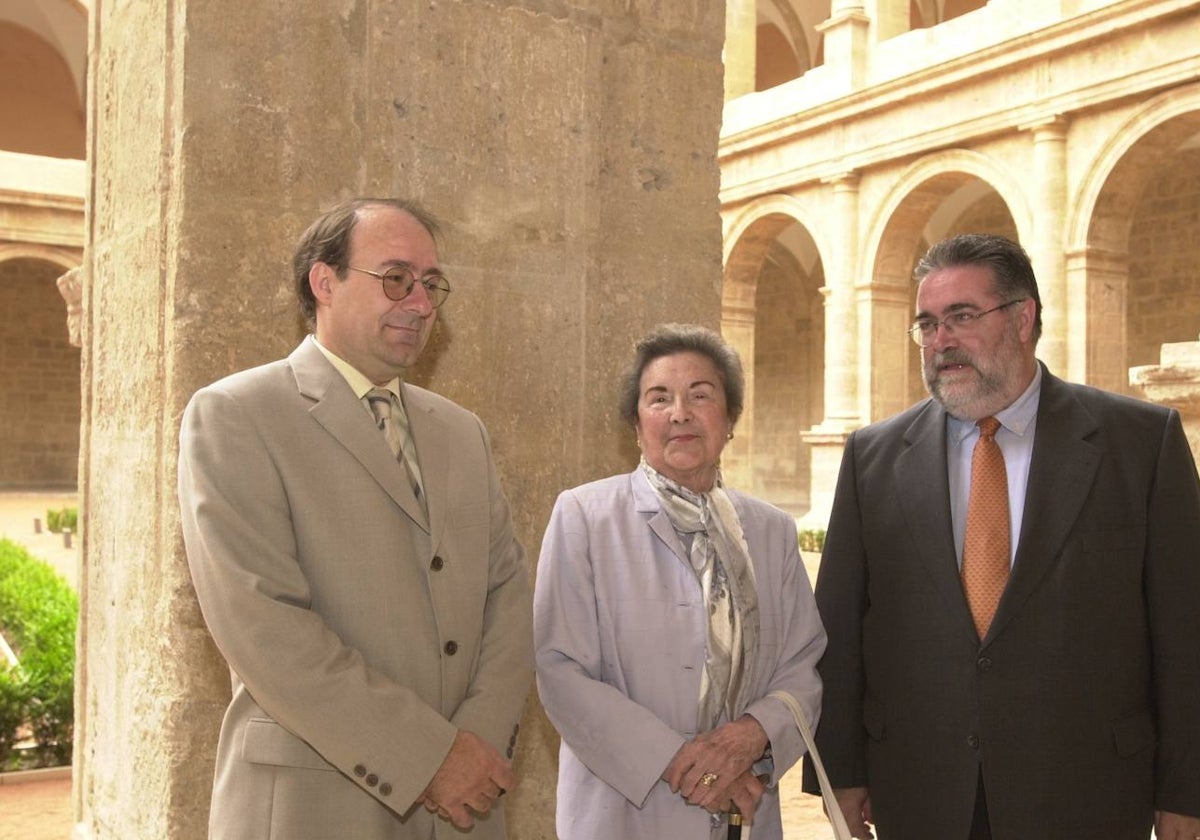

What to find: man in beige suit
left=178, top=198, right=533, bottom=840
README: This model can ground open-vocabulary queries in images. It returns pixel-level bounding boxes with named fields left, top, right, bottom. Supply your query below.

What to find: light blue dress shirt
left=947, top=364, right=1042, bottom=568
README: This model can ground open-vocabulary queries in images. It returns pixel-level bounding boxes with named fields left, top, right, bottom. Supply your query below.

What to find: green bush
left=0, top=667, right=28, bottom=769
left=46, top=507, right=78, bottom=534
left=0, top=538, right=77, bottom=770
left=798, top=528, right=826, bottom=553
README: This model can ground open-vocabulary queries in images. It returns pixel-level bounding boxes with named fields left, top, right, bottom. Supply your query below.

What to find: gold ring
left=699, top=772, right=719, bottom=787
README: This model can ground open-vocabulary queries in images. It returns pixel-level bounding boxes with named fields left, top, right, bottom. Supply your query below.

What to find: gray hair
left=914, top=233, right=1042, bottom=342
left=618, top=323, right=745, bottom=428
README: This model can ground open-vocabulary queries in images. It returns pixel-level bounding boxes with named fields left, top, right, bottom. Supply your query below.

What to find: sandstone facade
left=720, top=0, right=1200, bottom=524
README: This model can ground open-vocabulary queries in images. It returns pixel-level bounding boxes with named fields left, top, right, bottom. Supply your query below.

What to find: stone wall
left=1127, top=147, right=1200, bottom=369
left=79, top=2, right=725, bottom=839
left=752, top=244, right=823, bottom=512
left=0, top=258, right=80, bottom=488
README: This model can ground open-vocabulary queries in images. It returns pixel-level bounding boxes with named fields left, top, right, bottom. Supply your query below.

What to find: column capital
left=1018, top=114, right=1070, bottom=137
left=821, top=170, right=862, bottom=189
left=817, top=7, right=870, bottom=34
left=56, top=265, right=84, bottom=349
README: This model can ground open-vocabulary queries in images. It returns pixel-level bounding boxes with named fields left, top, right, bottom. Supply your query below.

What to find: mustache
left=931, top=349, right=976, bottom=369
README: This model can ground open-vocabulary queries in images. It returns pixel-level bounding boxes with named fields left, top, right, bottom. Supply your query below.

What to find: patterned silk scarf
left=641, top=458, right=760, bottom=732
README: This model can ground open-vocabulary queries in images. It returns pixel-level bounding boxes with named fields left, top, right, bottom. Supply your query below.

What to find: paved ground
left=0, top=769, right=73, bottom=840
left=0, top=491, right=79, bottom=589
left=0, top=769, right=836, bottom=840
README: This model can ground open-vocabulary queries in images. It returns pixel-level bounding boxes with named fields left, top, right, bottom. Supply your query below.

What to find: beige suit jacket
left=178, top=337, right=533, bottom=840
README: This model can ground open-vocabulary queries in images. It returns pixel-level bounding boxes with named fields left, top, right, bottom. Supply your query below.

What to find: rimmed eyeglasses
left=908, top=298, right=1027, bottom=347
left=349, top=266, right=452, bottom=309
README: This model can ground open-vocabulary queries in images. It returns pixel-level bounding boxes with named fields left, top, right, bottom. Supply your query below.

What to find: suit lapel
left=986, top=369, right=1100, bottom=644
left=402, top=385, right=442, bottom=542
left=895, top=401, right=977, bottom=640
left=289, top=340, right=430, bottom=533
left=631, top=469, right=690, bottom=565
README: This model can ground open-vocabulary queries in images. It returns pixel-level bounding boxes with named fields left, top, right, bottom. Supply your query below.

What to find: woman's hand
left=662, top=715, right=769, bottom=811
left=712, top=771, right=767, bottom=821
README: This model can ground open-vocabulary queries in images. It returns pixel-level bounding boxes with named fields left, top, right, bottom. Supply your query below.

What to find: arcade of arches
left=720, top=0, right=1200, bottom=523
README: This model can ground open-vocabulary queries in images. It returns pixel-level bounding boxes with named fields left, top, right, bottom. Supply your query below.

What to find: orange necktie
left=962, top=416, right=1010, bottom=639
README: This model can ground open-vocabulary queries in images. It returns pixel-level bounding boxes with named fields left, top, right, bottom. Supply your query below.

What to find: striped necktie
left=365, top=388, right=426, bottom=511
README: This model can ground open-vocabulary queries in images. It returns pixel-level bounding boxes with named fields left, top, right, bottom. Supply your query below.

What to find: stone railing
left=1130, top=334, right=1200, bottom=461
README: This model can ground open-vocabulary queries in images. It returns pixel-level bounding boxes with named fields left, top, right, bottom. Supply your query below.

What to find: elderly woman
left=534, top=323, right=826, bottom=839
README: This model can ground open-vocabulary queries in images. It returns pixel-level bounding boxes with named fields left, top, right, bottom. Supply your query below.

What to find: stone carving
left=55, top=265, right=83, bottom=348
left=1130, top=334, right=1200, bottom=460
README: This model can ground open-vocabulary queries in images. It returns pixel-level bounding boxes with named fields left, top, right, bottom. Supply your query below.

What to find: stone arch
left=1068, top=84, right=1200, bottom=392
left=0, top=243, right=80, bottom=271
left=722, top=194, right=829, bottom=513
left=757, top=0, right=810, bottom=87
left=863, top=151, right=1025, bottom=418
left=0, top=253, right=83, bottom=489
left=0, top=9, right=87, bottom=158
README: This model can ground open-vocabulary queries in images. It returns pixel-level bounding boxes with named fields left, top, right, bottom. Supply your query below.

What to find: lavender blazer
left=534, top=469, right=826, bottom=840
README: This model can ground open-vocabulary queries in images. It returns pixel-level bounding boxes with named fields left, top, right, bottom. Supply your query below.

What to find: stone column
left=1065, top=246, right=1129, bottom=393
left=865, top=0, right=909, bottom=41
left=724, top=0, right=756, bottom=100
left=817, top=2, right=869, bottom=94
left=79, top=2, right=726, bottom=839
left=721, top=301, right=757, bottom=492
left=800, top=172, right=861, bottom=528
left=1130, top=335, right=1200, bottom=461
left=859, top=281, right=912, bottom=421
left=1022, top=116, right=1069, bottom=375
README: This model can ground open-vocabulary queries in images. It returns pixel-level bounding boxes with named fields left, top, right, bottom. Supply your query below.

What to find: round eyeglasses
left=908, top=298, right=1027, bottom=347
left=349, top=266, right=452, bottom=309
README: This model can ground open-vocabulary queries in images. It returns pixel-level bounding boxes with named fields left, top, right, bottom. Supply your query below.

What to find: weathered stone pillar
left=1066, top=246, right=1129, bottom=393
left=800, top=172, right=861, bottom=528
left=724, top=0, right=756, bottom=100
left=865, top=0, right=909, bottom=41
left=1023, top=116, right=1069, bottom=376
left=78, top=3, right=725, bottom=839
left=720, top=300, right=757, bottom=491
left=1130, top=335, right=1200, bottom=461
left=817, top=1, right=869, bottom=93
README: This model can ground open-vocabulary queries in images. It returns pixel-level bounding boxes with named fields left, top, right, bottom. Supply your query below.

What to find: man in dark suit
left=804, top=234, right=1200, bottom=840
left=178, top=198, right=532, bottom=840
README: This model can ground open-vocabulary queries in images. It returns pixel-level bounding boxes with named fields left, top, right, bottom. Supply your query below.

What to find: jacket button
left=506, top=746, right=514, bottom=758
left=431, top=556, right=444, bottom=571
left=977, top=656, right=992, bottom=671
left=353, top=765, right=366, bottom=777
left=444, top=640, right=458, bottom=655
left=967, top=734, right=980, bottom=749
left=379, top=782, right=392, bottom=796
left=366, top=773, right=379, bottom=787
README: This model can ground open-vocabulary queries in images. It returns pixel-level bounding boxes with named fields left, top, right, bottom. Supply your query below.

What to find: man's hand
left=662, top=715, right=769, bottom=811
left=831, top=786, right=874, bottom=840
left=1155, top=809, right=1200, bottom=840
left=418, top=730, right=515, bottom=830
